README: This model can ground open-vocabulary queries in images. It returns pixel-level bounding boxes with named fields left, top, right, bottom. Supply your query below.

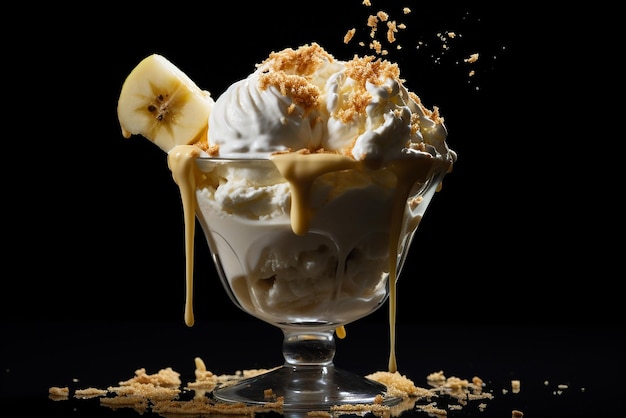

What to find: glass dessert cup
left=191, top=155, right=449, bottom=412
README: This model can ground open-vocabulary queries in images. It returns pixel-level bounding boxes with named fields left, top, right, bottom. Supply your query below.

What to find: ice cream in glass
left=117, top=43, right=456, bottom=411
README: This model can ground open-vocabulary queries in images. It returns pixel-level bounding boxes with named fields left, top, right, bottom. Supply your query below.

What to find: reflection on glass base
left=213, top=364, right=401, bottom=412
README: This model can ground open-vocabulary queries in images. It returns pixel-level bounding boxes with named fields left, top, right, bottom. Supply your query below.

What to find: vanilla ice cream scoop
left=208, top=43, right=343, bottom=158
left=208, top=43, right=456, bottom=166
left=207, top=72, right=325, bottom=157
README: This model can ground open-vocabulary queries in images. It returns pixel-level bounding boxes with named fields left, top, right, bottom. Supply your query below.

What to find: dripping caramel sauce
left=168, top=145, right=449, bottom=373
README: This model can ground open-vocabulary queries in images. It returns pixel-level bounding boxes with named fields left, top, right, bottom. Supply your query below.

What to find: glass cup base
left=212, top=364, right=401, bottom=412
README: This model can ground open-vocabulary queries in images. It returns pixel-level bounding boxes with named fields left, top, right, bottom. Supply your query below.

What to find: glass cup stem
left=283, top=330, right=335, bottom=366
left=212, top=328, right=399, bottom=411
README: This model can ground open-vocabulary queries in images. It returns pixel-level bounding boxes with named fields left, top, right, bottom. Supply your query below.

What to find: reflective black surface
left=2, top=319, right=622, bottom=417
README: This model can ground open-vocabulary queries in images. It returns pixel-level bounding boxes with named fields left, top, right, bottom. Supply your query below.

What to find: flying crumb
left=464, top=53, right=479, bottom=63
left=370, top=40, right=383, bottom=54
left=387, top=21, right=398, bottom=43
left=348, top=3, right=412, bottom=55
left=344, top=28, right=356, bottom=44
left=511, top=380, right=521, bottom=393
left=367, top=15, right=378, bottom=29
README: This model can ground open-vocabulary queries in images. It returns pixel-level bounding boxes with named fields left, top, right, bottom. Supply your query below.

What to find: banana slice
left=117, top=54, right=214, bottom=152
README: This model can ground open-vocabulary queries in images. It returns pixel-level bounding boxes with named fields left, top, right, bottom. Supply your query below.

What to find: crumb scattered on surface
left=48, top=360, right=283, bottom=415
left=367, top=371, right=434, bottom=399
left=307, top=411, right=332, bottom=417
left=74, top=387, right=108, bottom=399
left=417, top=402, right=448, bottom=415
left=48, top=386, right=69, bottom=397
left=48, top=359, right=509, bottom=416
left=118, top=367, right=181, bottom=387
left=330, top=402, right=390, bottom=413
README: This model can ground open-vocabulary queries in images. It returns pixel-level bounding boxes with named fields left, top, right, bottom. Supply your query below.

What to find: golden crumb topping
left=255, top=43, right=408, bottom=129
left=257, top=43, right=337, bottom=112
left=260, top=43, right=335, bottom=77
left=330, top=55, right=402, bottom=123
left=206, top=143, right=220, bottom=156
left=408, top=91, right=445, bottom=125
left=258, top=72, right=320, bottom=111
left=345, top=55, right=400, bottom=88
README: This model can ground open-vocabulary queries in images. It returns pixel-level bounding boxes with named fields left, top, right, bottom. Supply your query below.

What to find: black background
left=3, top=1, right=618, bottom=326
left=1, top=2, right=623, bottom=416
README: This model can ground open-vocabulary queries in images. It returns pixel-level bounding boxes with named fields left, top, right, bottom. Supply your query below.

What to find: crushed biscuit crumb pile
left=49, top=359, right=514, bottom=416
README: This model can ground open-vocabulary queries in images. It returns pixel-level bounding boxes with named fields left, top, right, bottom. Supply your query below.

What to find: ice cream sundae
left=117, top=42, right=455, bottom=409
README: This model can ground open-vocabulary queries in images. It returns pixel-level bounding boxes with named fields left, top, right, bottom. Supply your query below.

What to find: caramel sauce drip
left=168, top=145, right=447, bottom=373
left=270, top=153, right=358, bottom=235
left=167, top=145, right=202, bottom=327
